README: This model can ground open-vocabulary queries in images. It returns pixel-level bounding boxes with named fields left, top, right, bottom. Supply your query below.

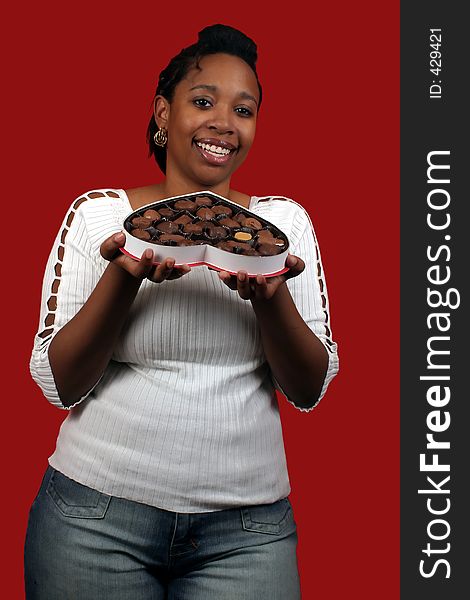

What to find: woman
left=25, top=24, right=339, bottom=599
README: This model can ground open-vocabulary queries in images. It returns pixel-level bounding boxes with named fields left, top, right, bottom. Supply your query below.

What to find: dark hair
left=146, top=24, right=263, bottom=174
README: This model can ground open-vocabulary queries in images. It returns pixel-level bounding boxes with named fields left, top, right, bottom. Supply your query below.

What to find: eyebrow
left=188, top=84, right=258, bottom=106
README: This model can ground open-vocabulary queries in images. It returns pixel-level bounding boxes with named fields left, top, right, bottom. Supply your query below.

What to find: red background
left=3, top=1, right=399, bottom=597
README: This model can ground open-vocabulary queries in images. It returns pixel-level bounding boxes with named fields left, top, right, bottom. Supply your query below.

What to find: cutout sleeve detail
left=30, top=190, right=121, bottom=409
left=258, top=196, right=339, bottom=412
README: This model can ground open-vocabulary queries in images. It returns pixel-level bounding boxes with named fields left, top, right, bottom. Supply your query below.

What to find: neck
left=161, top=172, right=231, bottom=201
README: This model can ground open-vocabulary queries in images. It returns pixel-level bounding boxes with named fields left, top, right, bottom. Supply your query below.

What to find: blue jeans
left=24, top=466, right=301, bottom=599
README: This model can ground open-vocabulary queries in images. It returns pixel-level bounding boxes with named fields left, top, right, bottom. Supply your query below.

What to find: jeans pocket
left=46, top=468, right=111, bottom=519
left=241, top=497, right=294, bottom=535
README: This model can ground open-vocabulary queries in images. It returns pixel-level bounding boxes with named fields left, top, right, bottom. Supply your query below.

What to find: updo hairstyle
left=146, top=24, right=263, bottom=174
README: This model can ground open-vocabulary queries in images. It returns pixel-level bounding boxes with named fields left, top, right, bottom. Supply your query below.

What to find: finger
left=236, top=271, right=252, bottom=300
left=134, top=248, right=156, bottom=278
left=166, top=263, right=191, bottom=280
left=100, top=232, right=126, bottom=260
left=218, top=270, right=237, bottom=290
left=284, top=254, right=305, bottom=279
left=180, top=263, right=191, bottom=275
left=148, top=257, right=176, bottom=283
left=254, top=274, right=269, bottom=299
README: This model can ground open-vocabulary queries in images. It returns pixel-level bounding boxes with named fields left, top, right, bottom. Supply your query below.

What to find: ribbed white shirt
left=30, top=189, right=339, bottom=512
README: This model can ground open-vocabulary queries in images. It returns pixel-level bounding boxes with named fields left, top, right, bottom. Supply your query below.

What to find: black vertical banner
left=401, top=3, right=468, bottom=598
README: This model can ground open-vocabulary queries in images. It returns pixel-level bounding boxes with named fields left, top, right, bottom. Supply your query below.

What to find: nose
left=206, top=104, right=235, bottom=134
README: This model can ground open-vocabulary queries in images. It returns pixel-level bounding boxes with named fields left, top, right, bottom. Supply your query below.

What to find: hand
left=100, top=232, right=191, bottom=282
left=217, top=254, right=305, bottom=301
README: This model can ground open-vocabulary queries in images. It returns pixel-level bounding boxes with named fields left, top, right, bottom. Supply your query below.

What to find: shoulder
left=60, top=188, right=129, bottom=247
left=70, top=188, right=126, bottom=210
left=254, top=195, right=308, bottom=212
left=252, top=194, right=312, bottom=228
left=68, top=188, right=131, bottom=218
left=251, top=195, right=318, bottom=252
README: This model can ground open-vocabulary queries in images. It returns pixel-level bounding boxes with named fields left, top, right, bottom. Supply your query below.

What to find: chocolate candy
left=174, top=199, right=197, bottom=211
left=243, top=217, right=262, bottom=230
left=203, top=224, right=229, bottom=240
left=241, top=247, right=259, bottom=256
left=257, top=243, right=283, bottom=255
left=142, top=209, right=161, bottom=221
left=183, top=221, right=205, bottom=234
left=196, top=207, right=216, bottom=220
left=256, top=230, right=285, bottom=249
left=132, top=229, right=151, bottom=240
left=132, top=216, right=153, bottom=229
left=233, top=213, right=247, bottom=224
left=194, top=196, right=214, bottom=207
left=216, top=241, right=237, bottom=253
left=256, top=229, right=275, bottom=242
left=158, top=207, right=175, bottom=218
left=212, top=205, right=233, bottom=217
left=234, top=231, right=253, bottom=241
left=157, top=221, right=180, bottom=234
left=217, top=240, right=254, bottom=255
left=218, top=217, right=240, bottom=228
left=173, top=214, right=193, bottom=225
left=159, top=234, right=185, bottom=245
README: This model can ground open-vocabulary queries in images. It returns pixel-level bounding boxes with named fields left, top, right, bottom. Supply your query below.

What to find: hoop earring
left=154, top=127, right=168, bottom=147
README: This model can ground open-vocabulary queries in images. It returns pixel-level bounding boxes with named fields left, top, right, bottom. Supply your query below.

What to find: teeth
left=196, top=141, right=231, bottom=156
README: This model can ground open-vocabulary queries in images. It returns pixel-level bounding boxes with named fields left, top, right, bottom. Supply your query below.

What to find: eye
left=235, top=106, right=254, bottom=117
left=193, top=97, right=212, bottom=108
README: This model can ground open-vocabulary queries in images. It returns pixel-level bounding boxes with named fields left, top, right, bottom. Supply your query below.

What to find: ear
left=154, top=95, right=170, bottom=129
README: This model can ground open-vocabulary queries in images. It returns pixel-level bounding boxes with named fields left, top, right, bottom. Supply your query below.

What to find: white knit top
left=30, top=189, right=339, bottom=512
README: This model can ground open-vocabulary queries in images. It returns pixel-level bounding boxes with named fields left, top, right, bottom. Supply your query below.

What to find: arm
left=250, top=274, right=329, bottom=408
left=47, top=253, right=143, bottom=408
left=30, top=197, right=190, bottom=409
left=218, top=207, right=339, bottom=410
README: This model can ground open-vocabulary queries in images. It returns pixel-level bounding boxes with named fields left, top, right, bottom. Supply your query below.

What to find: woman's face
left=156, top=53, right=260, bottom=191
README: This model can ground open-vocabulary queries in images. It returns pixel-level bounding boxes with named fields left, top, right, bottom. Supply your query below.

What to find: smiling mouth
left=193, top=140, right=237, bottom=164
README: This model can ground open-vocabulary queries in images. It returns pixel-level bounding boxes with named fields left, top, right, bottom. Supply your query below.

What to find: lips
left=193, top=138, right=238, bottom=165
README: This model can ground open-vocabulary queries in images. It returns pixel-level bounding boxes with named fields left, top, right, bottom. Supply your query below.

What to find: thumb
left=284, top=254, right=305, bottom=280
left=100, top=232, right=126, bottom=261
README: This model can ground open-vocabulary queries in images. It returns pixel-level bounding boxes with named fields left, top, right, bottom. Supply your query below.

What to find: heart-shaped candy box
left=121, top=191, right=290, bottom=277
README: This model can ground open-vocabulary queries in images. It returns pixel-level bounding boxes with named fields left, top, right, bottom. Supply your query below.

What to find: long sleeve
left=271, top=202, right=339, bottom=411
left=30, top=194, right=106, bottom=409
